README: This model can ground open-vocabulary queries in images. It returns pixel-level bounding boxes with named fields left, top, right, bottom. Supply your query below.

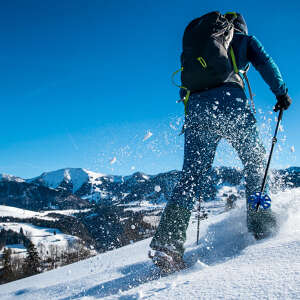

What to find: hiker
left=149, top=12, right=292, bottom=271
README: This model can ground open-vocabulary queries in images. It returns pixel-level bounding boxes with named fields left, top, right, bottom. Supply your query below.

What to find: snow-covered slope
left=0, top=205, right=90, bottom=219
left=0, top=205, right=55, bottom=220
left=1, top=188, right=299, bottom=299
left=0, top=222, right=78, bottom=258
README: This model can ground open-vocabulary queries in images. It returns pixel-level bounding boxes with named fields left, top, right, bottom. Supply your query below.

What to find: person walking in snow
left=149, top=12, right=292, bottom=271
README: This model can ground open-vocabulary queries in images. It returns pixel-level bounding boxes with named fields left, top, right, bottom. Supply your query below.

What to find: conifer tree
left=2, top=248, right=13, bottom=282
left=23, top=241, right=41, bottom=276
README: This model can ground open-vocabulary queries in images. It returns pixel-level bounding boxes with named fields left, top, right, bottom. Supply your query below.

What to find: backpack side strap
left=230, top=47, right=256, bottom=113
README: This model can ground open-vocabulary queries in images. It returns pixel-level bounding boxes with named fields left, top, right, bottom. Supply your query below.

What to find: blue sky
left=0, top=0, right=299, bottom=178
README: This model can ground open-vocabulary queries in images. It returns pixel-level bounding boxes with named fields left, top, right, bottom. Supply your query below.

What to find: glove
left=274, top=93, right=292, bottom=112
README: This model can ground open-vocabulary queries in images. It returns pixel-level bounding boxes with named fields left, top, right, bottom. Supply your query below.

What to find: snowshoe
left=148, top=249, right=186, bottom=274
left=247, top=206, right=278, bottom=240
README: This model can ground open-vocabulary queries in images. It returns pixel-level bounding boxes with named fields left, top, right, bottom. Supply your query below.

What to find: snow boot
left=150, top=203, right=191, bottom=258
left=148, top=249, right=186, bottom=273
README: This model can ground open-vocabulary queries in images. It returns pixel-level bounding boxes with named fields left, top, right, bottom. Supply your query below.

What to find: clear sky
left=0, top=0, right=299, bottom=179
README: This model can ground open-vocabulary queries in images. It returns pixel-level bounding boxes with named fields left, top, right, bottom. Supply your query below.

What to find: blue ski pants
left=150, top=84, right=270, bottom=255
left=172, top=84, right=266, bottom=210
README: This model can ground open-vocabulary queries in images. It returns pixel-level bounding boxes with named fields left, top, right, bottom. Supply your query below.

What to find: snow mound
left=1, top=189, right=299, bottom=299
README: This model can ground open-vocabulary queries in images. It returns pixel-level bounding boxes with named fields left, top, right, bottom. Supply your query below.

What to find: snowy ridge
left=26, top=168, right=125, bottom=194
left=0, top=173, right=24, bottom=183
left=1, top=188, right=299, bottom=299
left=27, top=168, right=105, bottom=193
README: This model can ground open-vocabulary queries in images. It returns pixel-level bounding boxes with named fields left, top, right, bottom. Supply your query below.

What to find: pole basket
left=248, top=192, right=272, bottom=210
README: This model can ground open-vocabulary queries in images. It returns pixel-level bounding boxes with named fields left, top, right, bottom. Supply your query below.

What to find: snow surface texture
left=1, top=189, right=299, bottom=300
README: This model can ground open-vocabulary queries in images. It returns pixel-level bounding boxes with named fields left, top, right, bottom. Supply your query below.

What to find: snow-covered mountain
left=0, top=174, right=24, bottom=183
left=1, top=166, right=299, bottom=263
left=1, top=167, right=299, bottom=211
left=1, top=188, right=299, bottom=299
left=27, top=168, right=107, bottom=194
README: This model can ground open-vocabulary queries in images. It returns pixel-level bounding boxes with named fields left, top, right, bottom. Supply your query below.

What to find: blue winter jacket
left=180, top=33, right=287, bottom=98
left=230, top=33, right=287, bottom=96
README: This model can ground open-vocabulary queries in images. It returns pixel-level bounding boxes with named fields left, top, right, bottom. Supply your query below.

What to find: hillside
left=0, top=188, right=299, bottom=299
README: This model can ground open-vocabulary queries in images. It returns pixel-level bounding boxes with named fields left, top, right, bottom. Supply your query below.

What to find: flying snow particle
left=110, top=157, right=117, bottom=164
left=291, top=146, right=295, bottom=153
left=131, top=166, right=136, bottom=170
left=279, top=124, right=284, bottom=132
left=143, top=131, right=153, bottom=142
left=154, top=185, right=161, bottom=192
left=170, top=123, right=177, bottom=130
left=131, top=225, right=136, bottom=230
left=226, top=92, right=231, bottom=96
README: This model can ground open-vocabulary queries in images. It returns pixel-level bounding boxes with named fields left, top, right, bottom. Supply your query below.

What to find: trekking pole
left=248, top=109, right=284, bottom=211
left=196, top=197, right=201, bottom=245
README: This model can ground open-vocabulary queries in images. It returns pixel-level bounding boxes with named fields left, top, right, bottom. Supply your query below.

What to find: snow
left=291, top=146, right=295, bottom=153
left=84, top=169, right=106, bottom=184
left=2, top=244, right=27, bottom=256
left=142, top=174, right=150, bottom=180
left=0, top=205, right=55, bottom=220
left=154, top=185, right=161, bottom=192
left=1, top=188, right=300, bottom=299
left=110, top=157, right=117, bottom=165
left=143, top=131, right=153, bottom=142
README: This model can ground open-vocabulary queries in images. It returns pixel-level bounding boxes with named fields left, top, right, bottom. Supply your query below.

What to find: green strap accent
left=183, top=90, right=191, bottom=116
left=197, top=57, right=207, bottom=68
left=171, top=67, right=185, bottom=88
left=225, top=12, right=238, bottom=18
left=230, top=47, right=239, bottom=74
left=171, top=67, right=190, bottom=115
left=230, top=48, right=256, bottom=114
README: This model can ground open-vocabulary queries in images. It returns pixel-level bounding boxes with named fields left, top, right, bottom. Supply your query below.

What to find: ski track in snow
left=1, top=189, right=300, bottom=300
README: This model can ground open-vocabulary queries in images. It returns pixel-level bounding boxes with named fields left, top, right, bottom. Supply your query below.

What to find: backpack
left=180, top=11, right=236, bottom=92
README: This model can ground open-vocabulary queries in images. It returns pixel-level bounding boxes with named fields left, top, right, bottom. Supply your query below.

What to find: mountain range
left=0, top=166, right=299, bottom=252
